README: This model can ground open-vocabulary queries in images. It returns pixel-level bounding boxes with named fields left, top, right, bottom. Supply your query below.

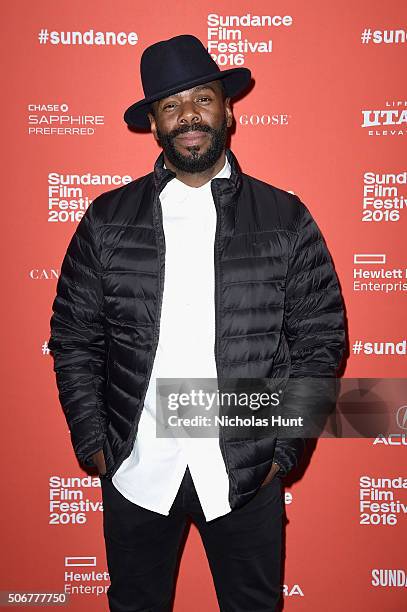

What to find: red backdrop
left=2, top=1, right=406, bottom=610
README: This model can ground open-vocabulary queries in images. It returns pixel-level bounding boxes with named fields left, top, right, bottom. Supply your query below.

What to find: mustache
left=168, top=124, right=213, bottom=139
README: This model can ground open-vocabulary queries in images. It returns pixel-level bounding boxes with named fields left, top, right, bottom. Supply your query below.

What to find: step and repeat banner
left=2, top=1, right=406, bottom=610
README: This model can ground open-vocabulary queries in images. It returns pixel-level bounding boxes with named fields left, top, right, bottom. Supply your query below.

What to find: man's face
left=147, top=80, right=233, bottom=173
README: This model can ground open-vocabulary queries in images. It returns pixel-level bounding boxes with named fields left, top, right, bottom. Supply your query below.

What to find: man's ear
left=225, top=97, right=233, bottom=128
left=147, top=111, right=159, bottom=143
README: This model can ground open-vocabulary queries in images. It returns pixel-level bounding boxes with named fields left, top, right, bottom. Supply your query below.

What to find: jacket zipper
left=108, top=182, right=168, bottom=479
left=212, top=182, right=230, bottom=482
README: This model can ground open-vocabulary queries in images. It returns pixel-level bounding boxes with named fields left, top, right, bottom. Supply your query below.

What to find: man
left=48, top=35, right=346, bottom=612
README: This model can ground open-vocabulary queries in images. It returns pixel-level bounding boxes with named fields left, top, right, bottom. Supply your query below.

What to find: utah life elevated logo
left=361, top=100, right=407, bottom=136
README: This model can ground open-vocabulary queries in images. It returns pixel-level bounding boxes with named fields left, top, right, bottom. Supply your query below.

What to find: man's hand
left=92, top=449, right=107, bottom=475
left=260, top=462, right=281, bottom=487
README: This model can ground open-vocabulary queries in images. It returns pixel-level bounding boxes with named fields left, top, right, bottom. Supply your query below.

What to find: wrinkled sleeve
left=48, top=202, right=107, bottom=469
left=273, top=198, right=346, bottom=476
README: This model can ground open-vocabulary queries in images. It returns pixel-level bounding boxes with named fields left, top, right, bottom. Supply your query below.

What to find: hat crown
left=123, top=33, right=251, bottom=129
left=140, top=35, right=220, bottom=99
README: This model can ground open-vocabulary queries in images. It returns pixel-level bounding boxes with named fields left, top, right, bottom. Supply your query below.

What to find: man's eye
left=163, top=103, right=175, bottom=110
left=198, top=97, right=211, bottom=102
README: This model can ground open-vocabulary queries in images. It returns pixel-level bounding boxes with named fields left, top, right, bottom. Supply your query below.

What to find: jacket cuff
left=273, top=438, right=306, bottom=477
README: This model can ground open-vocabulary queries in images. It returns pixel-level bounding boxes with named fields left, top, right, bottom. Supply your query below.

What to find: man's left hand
left=260, top=462, right=281, bottom=487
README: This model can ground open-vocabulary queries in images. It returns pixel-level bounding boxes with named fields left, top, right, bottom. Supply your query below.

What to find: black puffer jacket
left=48, top=148, right=346, bottom=510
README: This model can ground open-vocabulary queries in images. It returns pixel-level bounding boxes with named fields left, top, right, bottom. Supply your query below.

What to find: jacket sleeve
left=48, top=201, right=107, bottom=469
left=273, top=197, right=346, bottom=476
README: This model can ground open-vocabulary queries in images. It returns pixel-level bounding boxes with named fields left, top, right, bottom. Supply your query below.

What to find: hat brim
left=123, top=67, right=251, bottom=129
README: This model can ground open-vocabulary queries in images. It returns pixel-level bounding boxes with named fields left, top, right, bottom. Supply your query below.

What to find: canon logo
left=29, top=268, right=59, bottom=280
left=239, top=113, right=289, bottom=126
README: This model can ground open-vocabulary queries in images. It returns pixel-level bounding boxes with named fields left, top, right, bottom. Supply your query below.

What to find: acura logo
left=396, top=405, right=407, bottom=430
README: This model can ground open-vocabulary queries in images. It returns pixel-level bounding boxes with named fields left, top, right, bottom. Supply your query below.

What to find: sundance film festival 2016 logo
left=360, top=475, right=407, bottom=526
left=361, top=100, right=407, bottom=136
left=47, top=172, right=133, bottom=223
left=206, top=12, right=293, bottom=66
left=28, top=103, right=104, bottom=136
left=49, top=475, right=103, bottom=526
left=362, top=170, right=407, bottom=223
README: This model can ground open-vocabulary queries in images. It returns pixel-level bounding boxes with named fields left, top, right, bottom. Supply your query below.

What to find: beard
left=156, top=117, right=228, bottom=173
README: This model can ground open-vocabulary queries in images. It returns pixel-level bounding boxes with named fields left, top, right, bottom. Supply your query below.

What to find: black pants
left=100, top=466, right=283, bottom=612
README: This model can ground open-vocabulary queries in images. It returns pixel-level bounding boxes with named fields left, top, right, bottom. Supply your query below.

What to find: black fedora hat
left=124, top=34, right=251, bottom=129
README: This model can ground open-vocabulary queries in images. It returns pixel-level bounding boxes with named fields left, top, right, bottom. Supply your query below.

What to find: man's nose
left=178, top=101, right=201, bottom=126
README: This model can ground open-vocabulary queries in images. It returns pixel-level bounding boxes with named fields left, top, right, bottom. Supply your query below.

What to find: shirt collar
left=162, top=155, right=231, bottom=194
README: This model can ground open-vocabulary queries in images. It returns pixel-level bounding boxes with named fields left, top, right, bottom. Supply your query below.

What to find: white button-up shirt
left=111, top=155, right=232, bottom=522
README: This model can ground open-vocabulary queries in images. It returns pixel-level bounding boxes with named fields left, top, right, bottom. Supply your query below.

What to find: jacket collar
left=152, top=147, right=243, bottom=205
